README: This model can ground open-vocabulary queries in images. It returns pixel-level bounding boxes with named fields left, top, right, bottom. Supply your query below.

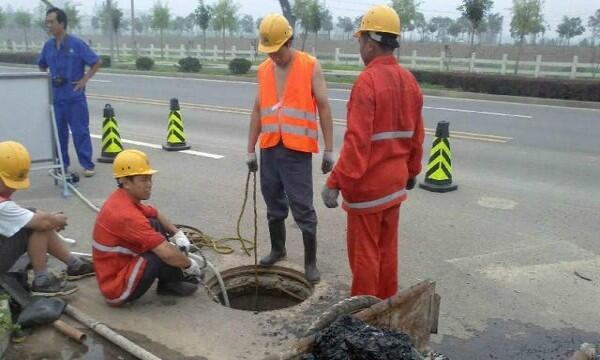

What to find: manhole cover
left=205, top=265, right=313, bottom=312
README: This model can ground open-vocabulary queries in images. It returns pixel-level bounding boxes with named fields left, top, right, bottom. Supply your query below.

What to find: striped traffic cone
left=419, top=121, right=458, bottom=193
left=162, top=98, right=191, bottom=151
left=97, top=104, right=124, bottom=163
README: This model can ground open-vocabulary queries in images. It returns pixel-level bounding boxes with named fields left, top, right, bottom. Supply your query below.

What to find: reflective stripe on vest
left=371, top=131, right=414, bottom=141
left=344, top=188, right=406, bottom=210
left=92, top=240, right=144, bottom=304
left=260, top=106, right=317, bottom=123
left=261, top=124, right=318, bottom=139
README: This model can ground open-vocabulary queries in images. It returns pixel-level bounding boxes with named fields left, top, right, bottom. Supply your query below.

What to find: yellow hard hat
left=0, top=141, right=31, bottom=190
left=355, top=4, right=401, bottom=37
left=113, top=149, right=158, bottom=179
left=258, top=14, right=293, bottom=53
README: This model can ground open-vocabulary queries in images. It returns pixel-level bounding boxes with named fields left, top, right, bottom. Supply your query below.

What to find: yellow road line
left=89, top=93, right=511, bottom=144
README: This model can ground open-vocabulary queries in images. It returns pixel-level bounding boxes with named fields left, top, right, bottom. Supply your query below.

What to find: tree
left=239, top=14, right=254, bottom=37
left=170, top=16, right=186, bottom=34
left=390, top=0, right=422, bottom=42
left=458, top=0, right=493, bottom=51
left=588, top=9, right=600, bottom=77
left=293, top=0, right=312, bottom=50
left=337, top=16, right=354, bottom=39
left=306, top=0, right=323, bottom=53
left=14, top=11, right=32, bottom=51
left=430, top=16, right=454, bottom=42
left=99, top=1, right=125, bottom=59
left=556, top=16, right=585, bottom=46
left=211, top=0, right=238, bottom=60
left=510, top=0, right=544, bottom=74
left=414, top=12, right=427, bottom=41
left=278, top=0, right=296, bottom=28
left=321, top=8, right=333, bottom=40
left=0, top=7, right=5, bottom=31
left=590, top=9, right=600, bottom=46
left=63, top=2, right=81, bottom=31
left=194, top=0, right=212, bottom=53
left=447, top=20, right=462, bottom=40
left=184, top=13, right=196, bottom=34
left=485, top=13, right=503, bottom=44
left=151, top=1, right=170, bottom=59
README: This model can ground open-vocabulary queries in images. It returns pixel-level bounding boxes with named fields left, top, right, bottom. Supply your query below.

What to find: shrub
left=228, top=58, right=252, bottom=75
left=0, top=52, right=39, bottom=65
left=135, top=56, right=154, bottom=71
left=99, top=55, right=111, bottom=68
left=410, top=70, right=600, bottom=102
left=178, top=57, right=202, bottom=72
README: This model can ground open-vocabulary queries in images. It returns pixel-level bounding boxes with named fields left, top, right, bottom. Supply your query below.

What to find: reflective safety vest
left=257, top=51, right=319, bottom=153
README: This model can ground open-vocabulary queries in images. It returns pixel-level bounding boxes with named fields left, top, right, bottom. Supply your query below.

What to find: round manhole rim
left=205, top=264, right=314, bottom=312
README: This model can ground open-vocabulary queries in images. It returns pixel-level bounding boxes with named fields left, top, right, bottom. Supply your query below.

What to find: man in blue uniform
left=38, top=7, right=102, bottom=178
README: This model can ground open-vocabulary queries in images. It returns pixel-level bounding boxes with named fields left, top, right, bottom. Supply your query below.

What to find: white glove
left=321, top=151, right=335, bottom=174
left=182, top=258, right=203, bottom=278
left=171, top=230, right=191, bottom=252
left=321, top=185, right=340, bottom=208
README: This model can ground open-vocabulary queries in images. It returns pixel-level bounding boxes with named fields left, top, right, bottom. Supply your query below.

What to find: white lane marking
left=96, top=72, right=257, bottom=85
left=423, top=106, right=532, bottom=118
left=90, top=134, right=224, bottom=159
left=330, top=97, right=531, bottom=118
left=90, top=79, right=112, bottom=83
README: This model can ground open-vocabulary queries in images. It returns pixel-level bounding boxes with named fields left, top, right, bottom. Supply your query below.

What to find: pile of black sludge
left=301, top=315, right=422, bottom=360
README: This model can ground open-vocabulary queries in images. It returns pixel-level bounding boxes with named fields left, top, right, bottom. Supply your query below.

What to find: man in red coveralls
left=322, top=4, right=425, bottom=299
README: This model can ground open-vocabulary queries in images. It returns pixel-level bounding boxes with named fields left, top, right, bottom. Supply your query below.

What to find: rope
left=175, top=171, right=258, bottom=256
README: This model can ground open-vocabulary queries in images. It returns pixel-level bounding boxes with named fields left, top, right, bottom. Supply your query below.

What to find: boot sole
left=65, top=272, right=96, bottom=281
left=259, top=255, right=287, bottom=266
left=31, top=286, right=79, bottom=297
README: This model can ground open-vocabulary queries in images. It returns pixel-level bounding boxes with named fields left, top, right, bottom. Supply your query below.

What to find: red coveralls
left=326, top=55, right=424, bottom=299
left=92, top=188, right=165, bottom=305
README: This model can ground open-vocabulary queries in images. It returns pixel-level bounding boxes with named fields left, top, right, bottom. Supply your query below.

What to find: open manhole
left=205, top=265, right=313, bottom=312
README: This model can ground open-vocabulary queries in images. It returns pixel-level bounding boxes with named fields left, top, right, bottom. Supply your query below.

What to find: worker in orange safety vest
left=246, top=14, right=334, bottom=284
left=322, top=5, right=425, bottom=299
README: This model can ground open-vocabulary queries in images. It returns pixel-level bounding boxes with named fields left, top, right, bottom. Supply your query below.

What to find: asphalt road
left=1, top=65, right=600, bottom=359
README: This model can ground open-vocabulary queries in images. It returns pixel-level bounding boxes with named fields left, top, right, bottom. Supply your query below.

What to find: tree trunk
left=301, top=29, right=308, bottom=51
left=314, top=31, right=318, bottom=56
left=514, top=35, right=524, bottom=75
left=469, top=30, right=475, bottom=54
left=160, top=29, right=164, bottom=59
left=202, top=29, right=207, bottom=58
left=115, top=31, right=120, bottom=59
left=222, top=27, right=226, bottom=61
left=24, top=29, right=29, bottom=51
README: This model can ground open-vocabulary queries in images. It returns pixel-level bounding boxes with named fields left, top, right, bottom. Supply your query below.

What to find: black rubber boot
left=260, top=220, right=287, bottom=266
left=303, top=232, right=321, bottom=284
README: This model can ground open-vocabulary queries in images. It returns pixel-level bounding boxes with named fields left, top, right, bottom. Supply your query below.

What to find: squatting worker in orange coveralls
left=322, top=4, right=425, bottom=299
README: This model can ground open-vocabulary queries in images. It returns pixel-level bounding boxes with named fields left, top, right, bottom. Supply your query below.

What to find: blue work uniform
left=38, top=34, right=99, bottom=171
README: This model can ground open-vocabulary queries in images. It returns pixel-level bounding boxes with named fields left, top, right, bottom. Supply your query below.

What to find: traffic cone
left=162, top=98, right=191, bottom=151
left=419, top=121, right=458, bottom=193
left=97, top=104, right=124, bottom=163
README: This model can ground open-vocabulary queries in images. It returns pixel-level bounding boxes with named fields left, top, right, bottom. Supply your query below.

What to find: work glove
left=171, top=230, right=191, bottom=253
left=406, top=177, right=417, bottom=190
left=321, top=151, right=335, bottom=174
left=182, top=258, right=203, bottom=278
left=246, top=153, right=258, bottom=173
left=321, top=185, right=340, bottom=208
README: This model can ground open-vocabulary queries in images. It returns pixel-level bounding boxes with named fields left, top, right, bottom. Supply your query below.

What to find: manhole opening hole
left=206, top=265, right=313, bottom=312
